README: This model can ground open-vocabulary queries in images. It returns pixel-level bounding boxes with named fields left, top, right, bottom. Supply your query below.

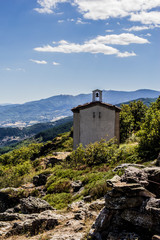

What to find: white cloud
left=53, top=61, right=60, bottom=65
left=87, top=33, right=149, bottom=46
left=130, top=11, right=160, bottom=25
left=58, top=19, right=64, bottom=23
left=35, top=0, right=68, bottom=14
left=117, top=51, right=136, bottom=58
left=30, top=59, right=47, bottom=64
left=34, top=33, right=148, bottom=57
left=2, top=67, right=25, bottom=72
left=36, top=0, right=160, bottom=23
left=76, top=18, right=89, bottom=24
left=105, top=30, right=114, bottom=33
left=4, top=67, right=12, bottom=71
left=124, top=25, right=153, bottom=32
left=145, top=33, right=151, bottom=36
left=67, top=18, right=75, bottom=22
left=16, top=68, right=25, bottom=72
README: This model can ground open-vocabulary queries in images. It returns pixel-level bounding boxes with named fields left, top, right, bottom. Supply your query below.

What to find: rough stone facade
left=72, top=90, right=121, bottom=149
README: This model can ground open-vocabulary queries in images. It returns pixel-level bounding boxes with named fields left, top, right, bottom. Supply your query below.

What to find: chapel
left=71, top=89, right=121, bottom=149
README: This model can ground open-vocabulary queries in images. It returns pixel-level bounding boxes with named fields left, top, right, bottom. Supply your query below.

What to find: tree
left=138, top=96, right=160, bottom=160
left=120, top=100, right=147, bottom=142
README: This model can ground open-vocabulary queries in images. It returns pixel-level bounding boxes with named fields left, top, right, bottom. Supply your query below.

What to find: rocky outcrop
left=0, top=199, right=104, bottom=239
left=89, top=166, right=160, bottom=240
left=5, top=210, right=62, bottom=237
left=20, top=196, right=53, bottom=214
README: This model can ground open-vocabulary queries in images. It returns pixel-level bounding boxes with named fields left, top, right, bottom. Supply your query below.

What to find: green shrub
left=43, top=193, right=72, bottom=209
left=47, top=178, right=71, bottom=193
left=69, top=139, right=118, bottom=167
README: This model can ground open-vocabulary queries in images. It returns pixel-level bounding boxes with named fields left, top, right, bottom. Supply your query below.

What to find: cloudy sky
left=0, top=0, right=159, bottom=103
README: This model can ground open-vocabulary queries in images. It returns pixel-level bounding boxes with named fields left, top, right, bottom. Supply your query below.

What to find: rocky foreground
left=0, top=191, right=104, bottom=240
left=89, top=166, right=160, bottom=240
left=0, top=165, right=160, bottom=239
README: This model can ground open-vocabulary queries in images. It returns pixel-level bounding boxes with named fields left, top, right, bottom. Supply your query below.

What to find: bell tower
left=92, top=89, right=102, bottom=102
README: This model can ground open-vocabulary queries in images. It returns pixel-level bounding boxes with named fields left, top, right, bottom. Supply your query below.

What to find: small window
left=93, top=112, right=95, bottom=118
left=99, top=112, right=101, bottom=118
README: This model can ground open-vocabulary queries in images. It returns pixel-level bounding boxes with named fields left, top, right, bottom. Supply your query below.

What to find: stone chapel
left=71, top=89, right=121, bottom=149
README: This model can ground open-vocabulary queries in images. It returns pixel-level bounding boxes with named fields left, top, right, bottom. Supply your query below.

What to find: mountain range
left=0, top=89, right=159, bottom=127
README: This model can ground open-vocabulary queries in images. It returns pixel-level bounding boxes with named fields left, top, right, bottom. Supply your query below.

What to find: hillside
left=0, top=117, right=72, bottom=148
left=0, top=89, right=159, bottom=127
left=0, top=97, right=160, bottom=239
left=117, top=97, right=157, bottom=107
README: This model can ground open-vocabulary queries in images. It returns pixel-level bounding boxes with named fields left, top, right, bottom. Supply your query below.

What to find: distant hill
left=0, top=117, right=72, bottom=147
left=0, top=89, right=159, bottom=127
left=117, top=97, right=157, bottom=107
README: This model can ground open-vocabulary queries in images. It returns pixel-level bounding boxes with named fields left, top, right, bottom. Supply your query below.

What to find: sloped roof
left=71, top=101, right=121, bottom=113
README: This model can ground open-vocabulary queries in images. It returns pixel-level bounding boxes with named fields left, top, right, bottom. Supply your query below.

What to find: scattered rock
left=6, top=211, right=60, bottom=236
left=113, top=163, right=144, bottom=172
left=0, top=212, right=20, bottom=221
left=33, top=173, right=49, bottom=187
left=20, top=196, right=53, bottom=214
left=88, top=199, right=105, bottom=211
left=83, top=195, right=92, bottom=202
left=71, top=180, right=83, bottom=192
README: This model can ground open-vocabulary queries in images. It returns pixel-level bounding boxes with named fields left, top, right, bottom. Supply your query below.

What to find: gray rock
left=88, top=199, right=105, bottom=211
left=88, top=166, right=160, bottom=240
left=83, top=195, right=92, bottom=202
left=20, top=196, right=53, bottom=214
left=107, top=175, right=121, bottom=187
left=5, top=210, right=62, bottom=236
left=121, top=209, right=160, bottom=234
left=145, top=167, right=160, bottom=182
left=113, top=164, right=144, bottom=172
left=71, top=180, right=82, bottom=192
left=105, top=194, right=144, bottom=210
left=0, top=212, right=20, bottom=221
left=121, top=166, right=148, bottom=187
left=90, top=207, right=114, bottom=233
left=33, top=172, right=50, bottom=187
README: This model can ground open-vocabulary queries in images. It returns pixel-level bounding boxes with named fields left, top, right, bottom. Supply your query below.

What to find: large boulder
left=20, top=196, right=53, bottom=214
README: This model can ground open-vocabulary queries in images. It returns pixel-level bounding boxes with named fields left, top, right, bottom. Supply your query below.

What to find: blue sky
left=0, top=0, right=160, bottom=103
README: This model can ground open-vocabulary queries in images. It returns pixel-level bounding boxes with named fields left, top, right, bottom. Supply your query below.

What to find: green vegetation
left=35, top=121, right=73, bottom=142
left=138, top=96, right=160, bottom=160
left=0, top=96, right=160, bottom=211
left=120, top=100, right=147, bottom=142
left=0, top=118, right=73, bottom=155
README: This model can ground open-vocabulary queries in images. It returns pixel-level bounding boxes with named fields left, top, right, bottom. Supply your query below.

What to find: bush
left=47, top=178, right=71, bottom=193
left=43, top=193, right=72, bottom=209
left=69, top=138, right=118, bottom=167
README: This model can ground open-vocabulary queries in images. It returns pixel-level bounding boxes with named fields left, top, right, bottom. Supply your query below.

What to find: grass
left=0, top=130, right=146, bottom=210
